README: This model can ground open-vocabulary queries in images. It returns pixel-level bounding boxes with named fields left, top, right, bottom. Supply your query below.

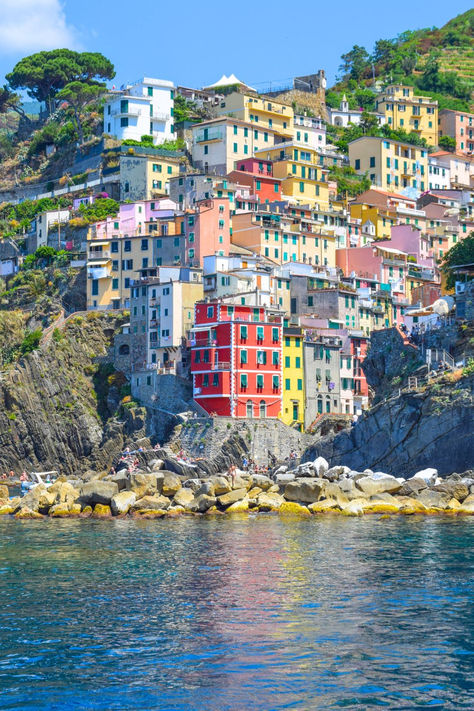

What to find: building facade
left=191, top=300, right=283, bottom=418
left=375, top=84, right=438, bottom=146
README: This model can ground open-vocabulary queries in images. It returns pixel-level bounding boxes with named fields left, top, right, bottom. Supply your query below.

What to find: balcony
left=111, top=108, right=141, bottom=118
left=150, top=111, right=170, bottom=121
left=195, top=129, right=224, bottom=143
left=246, top=100, right=288, bottom=116
left=211, top=361, right=231, bottom=370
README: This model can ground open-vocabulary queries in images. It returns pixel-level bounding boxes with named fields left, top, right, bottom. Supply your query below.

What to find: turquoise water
left=0, top=516, right=473, bottom=710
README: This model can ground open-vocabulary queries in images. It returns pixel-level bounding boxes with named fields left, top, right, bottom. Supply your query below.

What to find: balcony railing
left=211, top=361, right=231, bottom=370
left=195, top=129, right=224, bottom=143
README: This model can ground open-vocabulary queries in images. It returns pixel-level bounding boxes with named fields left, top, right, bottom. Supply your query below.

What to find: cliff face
left=0, top=313, right=145, bottom=475
left=302, top=374, right=474, bottom=477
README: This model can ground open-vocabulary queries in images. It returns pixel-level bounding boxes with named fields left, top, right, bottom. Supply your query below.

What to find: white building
left=327, top=95, right=385, bottom=128
left=28, top=209, right=70, bottom=253
left=429, top=151, right=474, bottom=188
left=293, top=115, right=326, bottom=149
left=104, top=77, right=175, bottom=145
left=428, top=155, right=451, bottom=191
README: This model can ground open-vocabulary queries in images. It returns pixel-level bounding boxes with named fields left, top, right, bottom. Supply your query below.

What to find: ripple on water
left=0, top=516, right=473, bottom=710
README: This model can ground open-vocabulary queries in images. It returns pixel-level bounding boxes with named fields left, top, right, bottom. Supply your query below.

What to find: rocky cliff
left=0, top=313, right=145, bottom=475
left=302, top=373, right=474, bottom=477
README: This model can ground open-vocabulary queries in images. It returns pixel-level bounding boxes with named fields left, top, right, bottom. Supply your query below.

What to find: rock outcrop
left=302, top=374, right=474, bottom=477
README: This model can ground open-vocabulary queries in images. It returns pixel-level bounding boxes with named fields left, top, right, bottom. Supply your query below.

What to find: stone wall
left=175, top=416, right=314, bottom=465
left=270, top=88, right=327, bottom=120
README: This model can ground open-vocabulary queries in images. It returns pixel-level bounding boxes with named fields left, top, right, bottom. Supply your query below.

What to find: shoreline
left=1, top=455, right=474, bottom=520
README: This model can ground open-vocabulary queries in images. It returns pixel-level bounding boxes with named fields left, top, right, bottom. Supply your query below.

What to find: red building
left=191, top=300, right=283, bottom=418
left=227, top=158, right=281, bottom=204
left=350, top=333, right=369, bottom=411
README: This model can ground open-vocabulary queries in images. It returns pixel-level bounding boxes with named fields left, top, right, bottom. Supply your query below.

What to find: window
left=203, top=374, right=209, bottom=387
left=111, top=241, right=118, bottom=253
left=240, top=374, right=248, bottom=389
left=141, top=238, right=148, bottom=251
left=233, top=125, right=238, bottom=135
left=120, top=117, right=128, bottom=127
left=240, top=325, right=248, bottom=341
left=240, top=349, right=248, bottom=364
left=188, top=232, right=195, bottom=242
left=272, top=351, right=279, bottom=366
left=297, top=379, right=303, bottom=391
left=112, top=278, right=119, bottom=290
left=295, top=357, right=301, bottom=368
left=355, top=159, right=360, bottom=170
left=285, top=378, right=290, bottom=390
left=257, top=326, right=264, bottom=342
left=285, top=356, right=290, bottom=367
left=124, top=240, right=131, bottom=252
left=272, top=375, right=279, bottom=391
left=272, top=327, right=279, bottom=343
left=207, top=306, right=214, bottom=318
left=257, top=374, right=264, bottom=390
left=369, top=157, right=375, bottom=167
left=212, top=373, right=219, bottom=386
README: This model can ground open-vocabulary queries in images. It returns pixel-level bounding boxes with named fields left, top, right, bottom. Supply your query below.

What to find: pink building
left=382, top=224, right=434, bottom=268
left=93, top=198, right=177, bottom=239
left=184, top=198, right=231, bottom=267
left=439, top=110, right=474, bottom=155
left=336, top=244, right=408, bottom=299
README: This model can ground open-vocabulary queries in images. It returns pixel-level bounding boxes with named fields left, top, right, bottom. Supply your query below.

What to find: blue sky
left=0, top=0, right=472, bottom=91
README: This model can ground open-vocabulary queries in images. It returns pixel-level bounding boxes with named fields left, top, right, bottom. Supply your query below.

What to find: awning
left=88, top=241, right=110, bottom=247
left=88, top=258, right=110, bottom=265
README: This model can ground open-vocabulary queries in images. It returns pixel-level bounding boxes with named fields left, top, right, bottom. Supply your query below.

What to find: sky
left=0, top=0, right=472, bottom=92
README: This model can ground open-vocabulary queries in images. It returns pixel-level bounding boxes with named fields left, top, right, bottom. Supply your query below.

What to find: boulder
left=111, top=491, right=136, bottom=516
left=251, top=474, right=273, bottom=491
left=247, top=486, right=262, bottom=499
left=217, top=488, right=247, bottom=507
left=295, top=463, right=316, bottom=478
left=313, top=456, right=329, bottom=478
left=274, top=465, right=288, bottom=476
left=129, top=473, right=159, bottom=498
left=257, top=492, right=285, bottom=511
left=15, top=507, right=43, bottom=519
left=458, top=497, right=474, bottom=514
left=92, top=504, right=112, bottom=517
left=183, top=479, right=202, bottom=493
left=275, top=472, right=295, bottom=485
left=191, top=494, right=217, bottom=513
left=322, top=482, right=350, bottom=506
left=326, top=465, right=350, bottom=480
left=210, top=476, right=231, bottom=496
left=433, top=481, right=469, bottom=502
left=232, top=476, right=248, bottom=491
left=131, top=495, right=171, bottom=512
left=411, top=468, right=438, bottom=483
left=267, top=484, right=280, bottom=493
left=398, top=478, right=428, bottom=497
left=50, top=481, right=79, bottom=506
left=279, top=502, right=310, bottom=516
left=50, top=503, right=82, bottom=517
left=417, top=489, right=451, bottom=510
left=341, top=498, right=367, bottom=516
left=173, top=488, right=195, bottom=509
left=107, top=472, right=129, bottom=491
left=446, top=498, right=462, bottom=511
left=226, top=499, right=249, bottom=513
left=149, top=459, right=164, bottom=471
left=80, top=480, right=119, bottom=506
left=284, top=478, right=324, bottom=504
left=356, top=474, right=402, bottom=497
left=196, top=481, right=215, bottom=497
left=396, top=496, right=428, bottom=514
left=0, top=484, right=9, bottom=500
left=308, top=499, right=340, bottom=513
left=162, top=472, right=182, bottom=497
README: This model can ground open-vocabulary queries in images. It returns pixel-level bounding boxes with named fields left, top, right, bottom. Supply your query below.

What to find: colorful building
left=104, top=77, right=175, bottom=144
left=119, top=147, right=184, bottom=202
left=214, top=92, right=294, bottom=140
left=282, top=326, right=305, bottom=428
left=191, top=117, right=279, bottom=175
left=254, top=143, right=330, bottom=208
left=439, top=109, right=474, bottom=155
left=191, top=300, right=283, bottom=418
left=227, top=157, right=282, bottom=203
left=374, top=84, right=438, bottom=146
left=349, top=137, right=429, bottom=195
left=184, top=198, right=231, bottom=267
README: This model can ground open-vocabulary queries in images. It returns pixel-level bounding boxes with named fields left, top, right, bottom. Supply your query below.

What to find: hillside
left=328, top=9, right=474, bottom=113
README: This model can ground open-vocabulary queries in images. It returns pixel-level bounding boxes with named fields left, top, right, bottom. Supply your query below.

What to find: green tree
left=0, top=84, right=29, bottom=120
left=57, top=81, right=104, bottom=144
left=442, top=233, right=474, bottom=289
left=339, top=45, right=370, bottom=81
left=6, top=50, right=114, bottom=114
left=439, top=135, right=456, bottom=152
left=360, top=111, right=380, bottom=135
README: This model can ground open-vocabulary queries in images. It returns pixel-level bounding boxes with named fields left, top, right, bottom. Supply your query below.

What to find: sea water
left=0, top=516, right=473, bottom=709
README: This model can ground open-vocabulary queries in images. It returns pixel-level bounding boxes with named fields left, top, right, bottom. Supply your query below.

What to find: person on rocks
left=228, top=464, right=237, bottom=487
left=19, top=471, right=28, bottom=482
left=154, top=443, right=161, bottom=451
left=109, top=466, right=116, bottom=476
left=242, top=456, right=248, bottom=471
left=9, top=470, right=15, bottom=479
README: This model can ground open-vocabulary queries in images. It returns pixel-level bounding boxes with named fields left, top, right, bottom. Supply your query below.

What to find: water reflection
left=0, top=516, right=473, bottom=709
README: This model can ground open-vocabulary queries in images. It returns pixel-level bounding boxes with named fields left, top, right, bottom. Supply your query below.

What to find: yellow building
left=255, top=143, right=330, bottom=208
left=215, top=91, right=294, bottom=139
left=375, top=84, right=438, bottom=146
left=119, top=149, right=183, bottom=202
left=282, top=327, right=305, bottom=428
left=349, top=202, right=396, bottom=239
left=231, top=210, right=337, bottom=268
left=349, top=136, right=429, bottom=194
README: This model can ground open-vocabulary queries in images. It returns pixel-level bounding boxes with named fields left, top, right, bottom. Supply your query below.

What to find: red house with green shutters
left=227, top=158, right=281, bottom=204
left=190, top=300, right=283, bottom=418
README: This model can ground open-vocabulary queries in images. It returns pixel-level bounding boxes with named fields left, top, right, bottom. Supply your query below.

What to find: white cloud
left=0, top=0, right=80, bottom=54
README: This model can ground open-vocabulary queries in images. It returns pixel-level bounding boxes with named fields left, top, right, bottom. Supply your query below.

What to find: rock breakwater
left=2, top=452, right=474, bottom=520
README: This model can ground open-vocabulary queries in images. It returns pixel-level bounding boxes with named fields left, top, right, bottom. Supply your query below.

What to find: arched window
left=246, top=400, right=253, bottom=418
left=118, top=343, right=130, bottom=355
left=259, top=400, right=266, bottom=418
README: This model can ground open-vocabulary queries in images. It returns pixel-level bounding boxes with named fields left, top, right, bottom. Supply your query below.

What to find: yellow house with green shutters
left=254, top=144, right=330, bottom=208
left=281, top=327, right=305, bottom=429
